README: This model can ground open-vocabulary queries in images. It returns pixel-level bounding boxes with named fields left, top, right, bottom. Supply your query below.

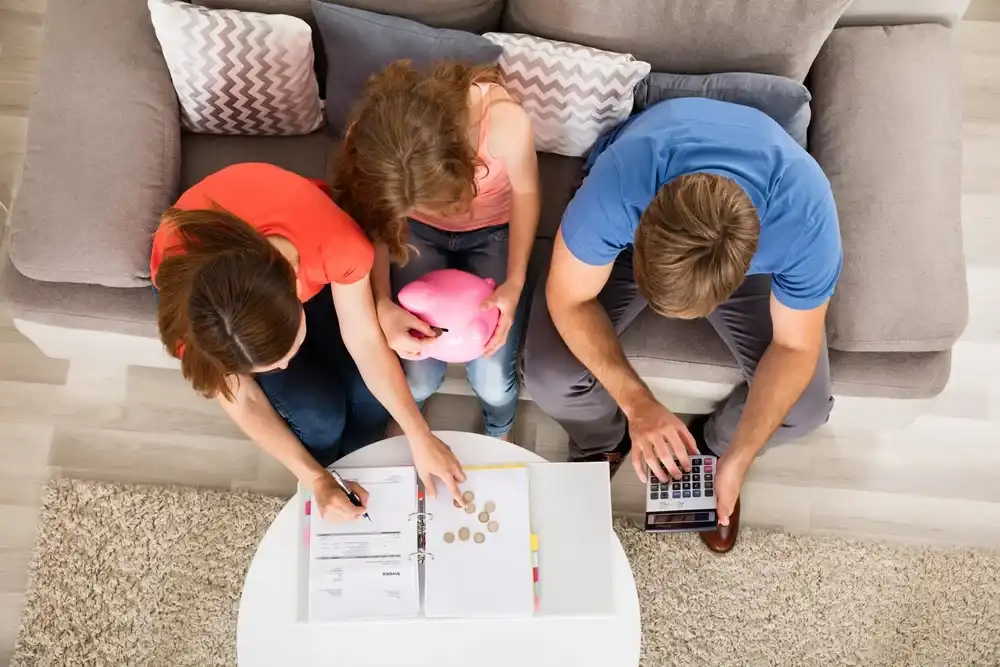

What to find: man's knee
left=782, top=391, right=834, bottom=437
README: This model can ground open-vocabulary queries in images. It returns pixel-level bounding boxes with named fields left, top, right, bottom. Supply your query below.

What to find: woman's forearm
left=217, top=377, right=326, bottom=486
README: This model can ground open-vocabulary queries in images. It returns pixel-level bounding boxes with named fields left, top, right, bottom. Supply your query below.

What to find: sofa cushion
left=502, top=0, right=852, bottom=82
left=634, top=72, right=811, bottom=149
left=8, top=0, right=180, bottom=288
left=312, top=2, right=502, bottom=134
left=149, top=0, right=324, bottom=136
left=809, top=24, right=966, bottom=353
left=180, top=131, right=333, bottom=190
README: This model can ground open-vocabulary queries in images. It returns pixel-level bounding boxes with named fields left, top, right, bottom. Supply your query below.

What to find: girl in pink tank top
left=336, top=61, right=540, bottom=442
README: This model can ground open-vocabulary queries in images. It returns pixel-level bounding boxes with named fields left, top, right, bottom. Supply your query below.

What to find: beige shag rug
left=12, top=480, right=1000, bottom=667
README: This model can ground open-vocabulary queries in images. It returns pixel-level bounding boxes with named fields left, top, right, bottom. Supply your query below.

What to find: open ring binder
left=407, top=511, right=433, bottom=521
left=408, top=550, right=434, bottom=562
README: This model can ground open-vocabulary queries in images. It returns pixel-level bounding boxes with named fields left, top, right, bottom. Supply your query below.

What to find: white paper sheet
left=308, top=466, right=420, bottom=621
left=423, top=466, right=534, bottom=618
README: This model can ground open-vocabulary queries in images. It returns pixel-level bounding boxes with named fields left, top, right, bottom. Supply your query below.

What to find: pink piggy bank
left=397, top=269, right=500, bottom=363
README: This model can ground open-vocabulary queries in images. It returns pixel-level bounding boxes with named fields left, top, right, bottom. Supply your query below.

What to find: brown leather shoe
left=569, top=430, right=632, bottom=480
left=700, top=498, right=740, bottom=554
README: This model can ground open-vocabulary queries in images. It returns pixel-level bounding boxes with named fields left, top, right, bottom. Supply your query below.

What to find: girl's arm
left=332, top=274, right=466, bottom=502
left=493, top=101, right=541, bottom=288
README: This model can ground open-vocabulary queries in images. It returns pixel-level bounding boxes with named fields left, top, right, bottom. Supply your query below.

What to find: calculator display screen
left=650, top=512, right=712, bottom=525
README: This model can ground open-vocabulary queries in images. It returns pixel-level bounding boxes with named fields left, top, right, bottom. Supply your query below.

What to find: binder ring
left=408, top=551, right=434, bottom=562
left=408, top=511, right=433, bottom=521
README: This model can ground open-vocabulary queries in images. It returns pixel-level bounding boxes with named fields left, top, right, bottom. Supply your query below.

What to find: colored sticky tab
left=530, top=534, right=539, bottom=551
left=418, top=489, right=424, bottom=501
left=305, top=499, right=312, bottom=516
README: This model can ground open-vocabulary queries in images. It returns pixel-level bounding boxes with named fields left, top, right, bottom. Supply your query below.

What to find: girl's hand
left=480, top=280, right=522, bottom=357
left=376, top=299, right=436, bottom=360
left=410, top=432, right=466, bottom=504
left=311, top=472, right=369, bottom=523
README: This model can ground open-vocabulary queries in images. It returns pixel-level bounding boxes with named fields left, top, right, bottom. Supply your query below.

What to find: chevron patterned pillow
left=484, top=33, right=650, bottom=158
left=149, top=0, right=323, bottom=136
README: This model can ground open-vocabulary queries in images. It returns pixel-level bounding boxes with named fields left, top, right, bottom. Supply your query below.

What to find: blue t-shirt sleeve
left=560, top=150, right=637, bottom=266
left=770, top=168, right=843, bottom=311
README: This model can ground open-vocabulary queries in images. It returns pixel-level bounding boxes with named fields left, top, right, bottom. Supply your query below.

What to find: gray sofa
left=0, top=0, right=969, bottom=428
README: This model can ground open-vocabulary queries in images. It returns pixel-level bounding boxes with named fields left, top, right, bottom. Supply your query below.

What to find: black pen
left=329, top=469, right=371, bottom=522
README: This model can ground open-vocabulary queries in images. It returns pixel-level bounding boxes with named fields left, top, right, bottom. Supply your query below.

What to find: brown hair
left=155, top=207, right=301, bottom=400
left=633, top=173, right=760, bottom=319
left=333, top=60, right=503, bottom=263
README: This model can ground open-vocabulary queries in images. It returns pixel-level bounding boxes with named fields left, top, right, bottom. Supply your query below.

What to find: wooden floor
left=2, top=8, right=1000, bottom=664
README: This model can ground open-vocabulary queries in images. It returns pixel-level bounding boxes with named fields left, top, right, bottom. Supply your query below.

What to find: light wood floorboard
left=0, top=14, right=998, bottom=666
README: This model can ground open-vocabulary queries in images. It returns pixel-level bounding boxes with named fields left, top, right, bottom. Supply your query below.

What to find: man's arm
left=713, top=296, right=827, bottom=525
left=727, top=295, right=827, bottom=464
left=546, top=230, right=695, bottom=480
left=546, top=230, right=645, bottom=407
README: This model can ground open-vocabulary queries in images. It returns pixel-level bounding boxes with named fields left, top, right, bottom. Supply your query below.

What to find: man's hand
left=480, top=280, right=522, bottom=357
left=311, top=472, right=369, bottom=523
left=410, top=432, right=466, bottom=504
left=376, top=299, right=436, bottom=360
left=714, top=453, right=750, bottom=527
left=626, top=397, right=697, bottom=482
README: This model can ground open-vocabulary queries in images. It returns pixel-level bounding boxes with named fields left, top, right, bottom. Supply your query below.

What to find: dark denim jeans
left=253, top=285, right=390, bottom=467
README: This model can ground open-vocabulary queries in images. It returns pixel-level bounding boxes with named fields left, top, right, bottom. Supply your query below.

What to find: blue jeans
left=391, top=220, right=525, bottom=437
left=254, top=285, right=389, bottom=467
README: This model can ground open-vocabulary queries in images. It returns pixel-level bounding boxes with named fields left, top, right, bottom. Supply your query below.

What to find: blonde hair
left=633, top=173, right=760, bottom=318
left=333, top=60, right=503, bottom=263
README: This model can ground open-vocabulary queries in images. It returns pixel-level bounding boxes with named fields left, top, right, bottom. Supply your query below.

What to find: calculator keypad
left=647, top=456, right=718, bottom=509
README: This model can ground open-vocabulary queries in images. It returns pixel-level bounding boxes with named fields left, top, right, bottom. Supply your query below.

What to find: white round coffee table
left=237, top=431, right=641, bottom=667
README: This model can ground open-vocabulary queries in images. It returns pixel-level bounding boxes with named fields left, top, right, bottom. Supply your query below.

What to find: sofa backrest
left=840, top=0, right=970, bottom=26
left=193, top=0, right=503, bottom=30
left=501, top=0, right=859, bottom=83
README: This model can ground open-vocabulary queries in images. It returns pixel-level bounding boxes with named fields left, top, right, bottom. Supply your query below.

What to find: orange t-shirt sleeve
left=320, top=209, right=375, bottom=285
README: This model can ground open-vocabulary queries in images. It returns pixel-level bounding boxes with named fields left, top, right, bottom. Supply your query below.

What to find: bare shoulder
left=485, top=88, right=533, bottom=157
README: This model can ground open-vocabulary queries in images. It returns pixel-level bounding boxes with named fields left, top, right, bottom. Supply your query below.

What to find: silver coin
left=462, top=491, right=475, bottom=503
left=473, top=532, right=486, bottom=544
left=443, top=532, right=455, bottom=544
left=453, top=499, right=463, bottom=509
left=483, top=501, right=496, bottom=513
left=458, top=527, right=471, bottom=541
left=478, top=511, right=490, bottom=523
left=487, top=521, right=499, bottom=533
left=464, top=502, right=476, bottom=514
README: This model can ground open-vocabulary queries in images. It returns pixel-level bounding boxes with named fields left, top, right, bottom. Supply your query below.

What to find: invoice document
left=308, top=466, right=420, bottom=621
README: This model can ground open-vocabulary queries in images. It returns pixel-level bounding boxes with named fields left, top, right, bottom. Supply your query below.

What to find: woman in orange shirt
left=336, top=62, right=540, bottom=441
left=151, top=163, right=466, bottom=521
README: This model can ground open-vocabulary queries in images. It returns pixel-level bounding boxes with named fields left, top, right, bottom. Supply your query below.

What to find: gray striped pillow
left=148, top=0, right=323, bottom=136
left=484, top=33, right=650, bottom=157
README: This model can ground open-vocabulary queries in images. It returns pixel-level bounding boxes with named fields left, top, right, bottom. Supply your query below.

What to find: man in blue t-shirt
left=522, top=98, right=842, bottom=553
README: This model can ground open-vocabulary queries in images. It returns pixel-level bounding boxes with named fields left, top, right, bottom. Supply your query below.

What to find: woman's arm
left=371, top=241, right=435, bottom=359
left=216, top=375, right=367, bottom=521
left=332, top=275, right=466, bottom=502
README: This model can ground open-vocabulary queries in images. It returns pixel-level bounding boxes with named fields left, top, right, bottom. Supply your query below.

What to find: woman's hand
left=410, top=432, right=466, bottom=504
left=376, top=299, right=436, bottom=360
left=311, top=471, right=369, bottom=523
left=480, top=280, right=522, bottom=357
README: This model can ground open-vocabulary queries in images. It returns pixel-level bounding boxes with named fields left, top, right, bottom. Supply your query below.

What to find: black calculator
left=644, top=455, right=718, bottom=533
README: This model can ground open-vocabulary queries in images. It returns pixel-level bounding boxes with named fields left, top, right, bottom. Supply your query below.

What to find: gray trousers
left=521, top=248, right=834, bottom=458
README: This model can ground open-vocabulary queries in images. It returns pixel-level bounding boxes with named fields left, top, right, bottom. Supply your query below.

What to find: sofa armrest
left=9, top=0, right=180, bottom=288
left=808, top=24, right=967, bottom=353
